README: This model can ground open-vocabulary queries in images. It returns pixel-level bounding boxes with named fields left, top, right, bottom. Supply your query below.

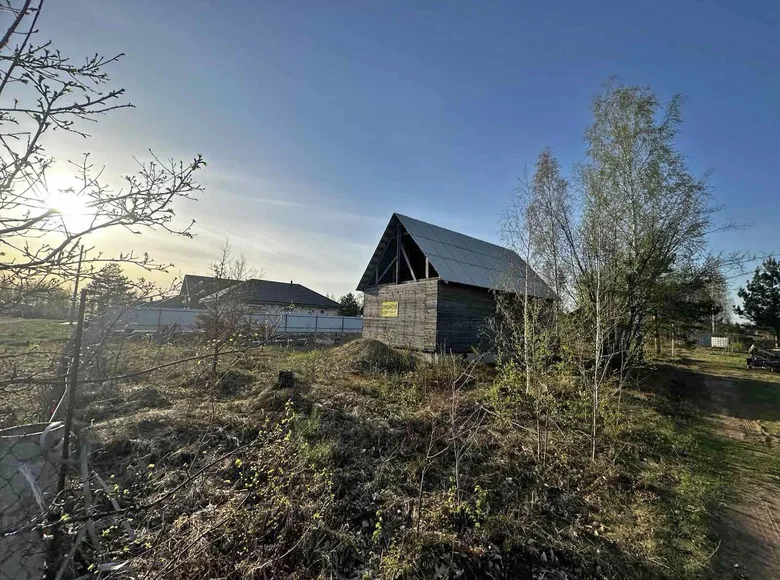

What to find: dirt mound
left=330, top=338, right=414, bottom=374
left=216, top=369, right=254, bottom=396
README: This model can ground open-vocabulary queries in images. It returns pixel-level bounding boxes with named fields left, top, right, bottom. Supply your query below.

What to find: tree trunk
left=211, top=342, right=219, bottom=377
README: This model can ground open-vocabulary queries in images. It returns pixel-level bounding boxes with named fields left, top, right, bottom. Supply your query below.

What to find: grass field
left=0, top=317, right=70, bottom=348
left=671, top=348, right=780, bottom=437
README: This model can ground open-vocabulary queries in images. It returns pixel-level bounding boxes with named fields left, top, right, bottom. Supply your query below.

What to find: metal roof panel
left=429, top=257, right=456, bottom=281
left=358, top=213, right=557, bottom=299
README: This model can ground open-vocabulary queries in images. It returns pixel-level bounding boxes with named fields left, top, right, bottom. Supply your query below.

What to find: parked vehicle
left=746, top=344, right=780, bottom=371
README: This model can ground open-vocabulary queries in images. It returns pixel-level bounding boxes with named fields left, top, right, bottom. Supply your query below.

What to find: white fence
left=0, top=423, right=59, bottom=580
left=696, top=334, right=730, bottom=349
left=711, top=336, right=730, bottom=349
left=115, top=307, right=363, bottom=334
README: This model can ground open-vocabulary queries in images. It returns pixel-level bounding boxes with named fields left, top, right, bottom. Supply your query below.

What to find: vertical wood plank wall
left=436, top=282, right=496, bottom=353
left=362, top=279, right=439, bottom=351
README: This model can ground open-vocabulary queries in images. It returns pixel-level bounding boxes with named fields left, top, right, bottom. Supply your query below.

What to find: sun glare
left=46, top=190, right=94, bottom=231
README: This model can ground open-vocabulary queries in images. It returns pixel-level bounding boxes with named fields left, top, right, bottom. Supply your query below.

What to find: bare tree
left=498, top=169, right=564, bottom=464
left=501, top=174, right=536, bottom=395
left=0, top=0, right=205, bottom=315
left=526, top=149, right=574, bottom=307
left=208, top=240, right=258, bottom=282
left=0, top=7, right=209, bottom=571
left=196, top=241, right=262, bottom=378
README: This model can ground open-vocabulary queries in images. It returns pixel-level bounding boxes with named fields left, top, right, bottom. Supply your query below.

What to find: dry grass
left=58, top=339, right=732, bottom=578
left=0, top=320, right=750, bottom=578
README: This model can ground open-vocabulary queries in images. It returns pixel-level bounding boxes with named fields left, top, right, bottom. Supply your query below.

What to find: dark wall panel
left=436, top=283, right=496, bottom=353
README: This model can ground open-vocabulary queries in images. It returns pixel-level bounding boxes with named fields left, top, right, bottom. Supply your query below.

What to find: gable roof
left=205, top=279, right=340, bottom=309
left=181, top=275, right=240, bottom=306
left=145, top=295, right=184, bottom=308
left=357, top=213, right=557, bottom=299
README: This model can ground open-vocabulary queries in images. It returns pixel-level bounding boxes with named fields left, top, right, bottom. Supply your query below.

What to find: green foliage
left=735, top=257, right=780, bottom=341
left=337, top=292, right=362, bottom=316
left=491, top=355, right=736, bottom=578
left=86, top=263, right=135, bottom=315
left=581, top=83, right=714, bottom=357
left=649, top=263, right=725, bottom=348
left=509, top=82, right=719, bottom=365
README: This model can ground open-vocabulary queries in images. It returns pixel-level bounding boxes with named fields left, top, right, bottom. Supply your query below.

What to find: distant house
left=196, top=278, right=340, bottom=316
left=180, top=274, right=241, bottom=309
left=145, top=295, right=184, bottom=308
left=357, top=213, right=556, bottom=353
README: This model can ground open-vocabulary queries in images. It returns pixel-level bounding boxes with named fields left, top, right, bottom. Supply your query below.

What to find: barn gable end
left=362, top=279, right=439, bottom=351
left=358, top=213, right=555, bottom=353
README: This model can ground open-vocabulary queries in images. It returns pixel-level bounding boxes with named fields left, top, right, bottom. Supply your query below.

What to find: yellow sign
left=381, top=301, right=399, bottom=317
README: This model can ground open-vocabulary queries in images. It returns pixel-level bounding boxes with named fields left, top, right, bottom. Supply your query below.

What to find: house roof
left=145, top=295, right=183, bottom=308
left=357, top=213, right=557, bottom=299
left=206, top=279, right=340, bottom=309
left=182, top=275, right=240, bottom=305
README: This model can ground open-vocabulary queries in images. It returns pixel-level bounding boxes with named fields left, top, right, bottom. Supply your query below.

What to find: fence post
left=341, top=316, right=345, bottom=333
left=46, top=288, right=87, bottom=574
left=314, top=316, right=318, bottom=337
left=57, top=288, right=87, bottom=494
left=157, top=308, right=162, bottom=333
left=284, top=313, right=287, bottom=333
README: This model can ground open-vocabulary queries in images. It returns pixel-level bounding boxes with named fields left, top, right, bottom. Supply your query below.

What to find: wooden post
left=425, top=257, right=430, bottom=279
left=314, top=315, right=318, bottom=337
left=58, top=288, right=87, bottom=494
left=341, top=316, right=345, bottom=333
left=68, top=246, right=84, bottom=326
left=401, top=244, right=416, bottom=281
left=395, top=224, right=401, bottom=283
left=378, top=257, right=397, bottom=285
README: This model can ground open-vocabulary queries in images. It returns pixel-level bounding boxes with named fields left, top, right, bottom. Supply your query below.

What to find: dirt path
left=699, top=373, right=780, bottom=580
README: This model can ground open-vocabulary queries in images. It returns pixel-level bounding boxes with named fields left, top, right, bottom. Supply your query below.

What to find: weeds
left=1, top=319, right=745, bottom=579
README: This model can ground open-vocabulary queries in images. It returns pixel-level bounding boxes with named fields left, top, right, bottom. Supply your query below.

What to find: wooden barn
left=357, top=213, right=556, bottom=353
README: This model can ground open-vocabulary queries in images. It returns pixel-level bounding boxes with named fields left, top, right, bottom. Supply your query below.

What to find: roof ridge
left=394, top=213, right=510, bottom=252
left=183, top=274, right=241, bottom=282
left=239, top=278, right=305, bottom=286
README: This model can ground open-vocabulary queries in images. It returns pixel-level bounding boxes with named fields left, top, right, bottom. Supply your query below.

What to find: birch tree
left=498, top=81, right=721, bottom=459
left=580, top=83, right=714, bottom=361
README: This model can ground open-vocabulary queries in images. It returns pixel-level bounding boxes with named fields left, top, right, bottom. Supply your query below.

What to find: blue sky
left=41, top=0, right=779, bottom=300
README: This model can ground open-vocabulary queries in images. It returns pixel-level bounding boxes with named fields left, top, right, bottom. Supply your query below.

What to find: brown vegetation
left=12, top=333, right=744, bottom=579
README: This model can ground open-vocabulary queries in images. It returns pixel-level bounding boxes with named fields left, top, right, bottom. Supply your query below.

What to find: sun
left=46, top=189, right=95, bottom=232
